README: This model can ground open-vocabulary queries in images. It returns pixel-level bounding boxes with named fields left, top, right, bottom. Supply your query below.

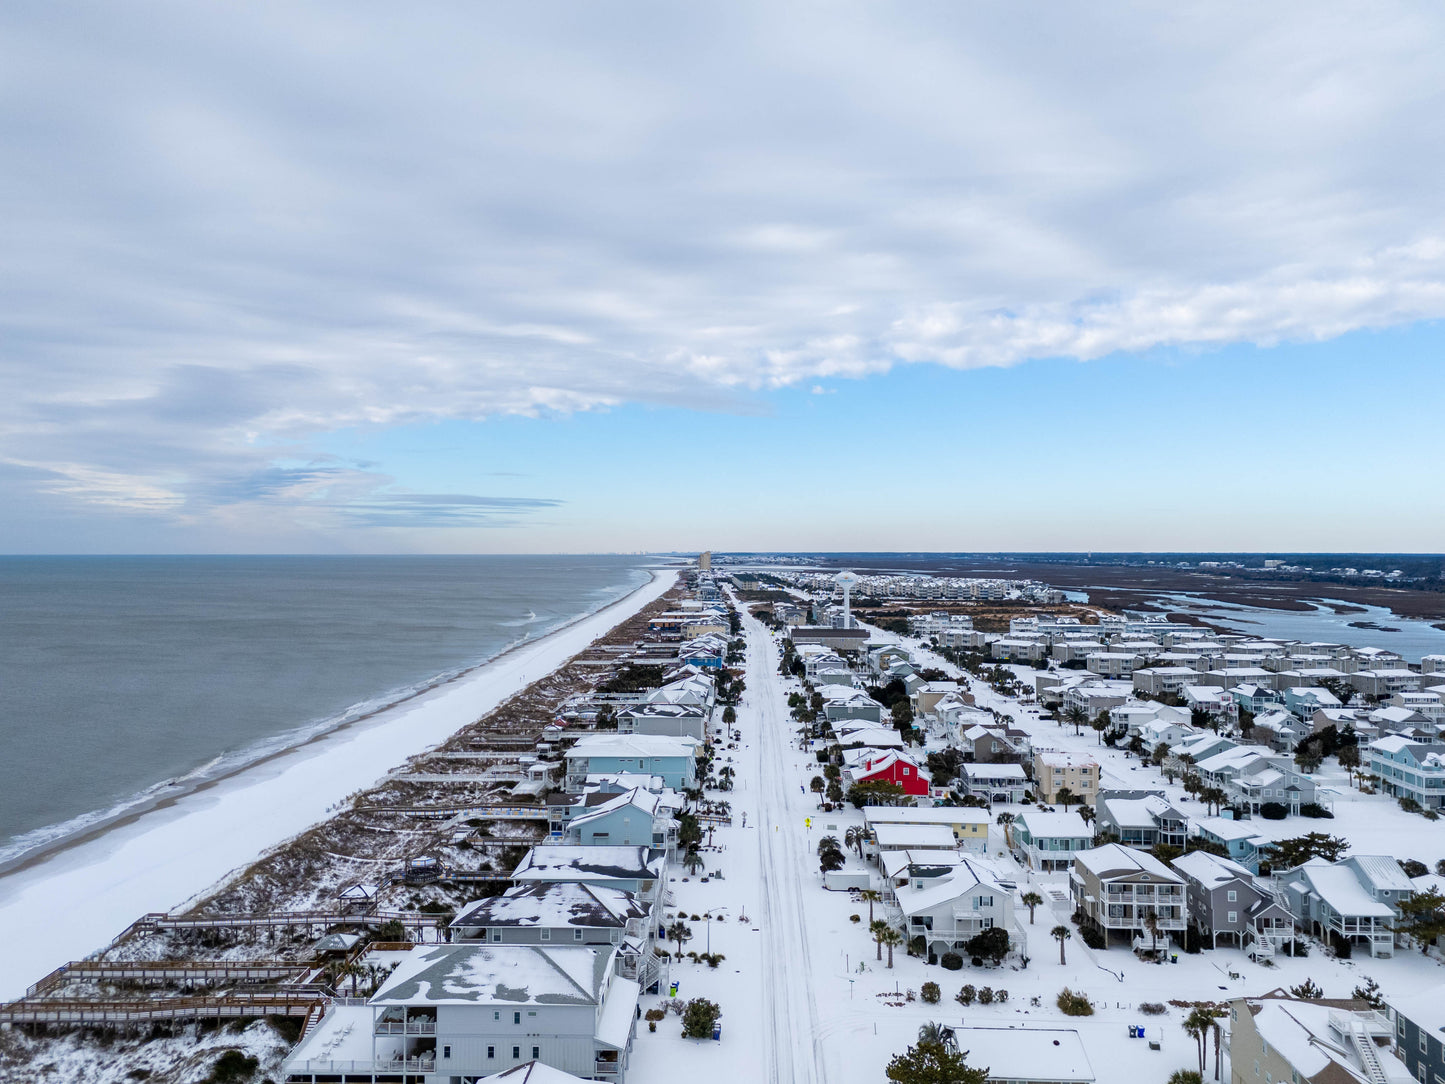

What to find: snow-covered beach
left=0, top=568, right=676, bottom=999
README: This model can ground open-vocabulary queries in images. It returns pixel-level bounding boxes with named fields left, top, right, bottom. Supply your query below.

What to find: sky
left=2, top=2, right=1444, bottom=554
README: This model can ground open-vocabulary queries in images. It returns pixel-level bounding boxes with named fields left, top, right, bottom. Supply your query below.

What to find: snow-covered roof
left=896, top=856, right=1007, bottom=916
left=1014, top=810, right=1094, bottom=839
left=1193, top=816, right=1263, bottom=843
left=1172, top=849, right=1254, bottom=887
left=881, top=849, right=968, bottom=879
left=1293, top=861, right=1394, bottom=918
left=371, top=944, right=612, bottom=1006
left=512, top=846, right=665, bottom=884
left=594, top=976, right=641, bottom=1049
left=1073, top=843, right=1180, bottom=881
left=1350, top=855, right=1411, bottom=893
left=863, top=805, right=989, bottom=828
left=564, top=735, right=700, bottom=759
left=569, top=787, right=663, bottom=830
left=1097, top=794, right=1181, bottom=829
left=1248, top=1000, right=1367, bottom=1083
left=947, top=1027, right=1094, bottom=1083
left=872, top=823, right=957, bottom=850
left=960, top=762, right=1027, bottom=780
left=453, top=882, right=647, bottom=931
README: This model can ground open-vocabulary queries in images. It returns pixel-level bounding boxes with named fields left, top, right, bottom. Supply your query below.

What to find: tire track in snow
left=742, top=606, right=827, bottom=1084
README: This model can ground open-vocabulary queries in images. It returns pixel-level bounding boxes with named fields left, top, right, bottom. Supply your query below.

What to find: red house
left=853, top=751, right=929, bottom=797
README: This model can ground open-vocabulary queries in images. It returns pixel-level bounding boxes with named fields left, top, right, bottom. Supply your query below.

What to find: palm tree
left=859, top=889, right=881, bottom=925
left=667, top=920, right=693, bottom=959
left=917, top=1021, right=947, bottom=1045
left=1076, top=804, right=1095, bottom=826
left=1182, top=1008, right=1219, bottom=1076
left=880, top=926, right=904, bottom=968
left=683, top=847, right=705, bottom=875
left=844, top=826, right=860, bottom=856
left=870, top=919, right=890, bottom=961
left=1051, top=924, right=1072, bottom=965
left=1090, top=716, right=1108, bottom=744
left=810, top=776, right=825, bottom=798
left=1021, top=891, right=1044, bottom=925
left=1064, top=705, right=1087, bottom=735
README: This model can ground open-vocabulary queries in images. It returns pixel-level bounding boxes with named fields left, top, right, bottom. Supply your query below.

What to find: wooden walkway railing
left=0, top=993, right=321, bottom=1025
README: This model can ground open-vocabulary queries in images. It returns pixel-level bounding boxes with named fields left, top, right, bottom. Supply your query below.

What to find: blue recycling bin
left=713, top=1024, right=722, bottom=1041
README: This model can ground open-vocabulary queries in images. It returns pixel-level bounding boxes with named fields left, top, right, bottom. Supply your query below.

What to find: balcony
left=375, top=1020, right=436, bottom=1035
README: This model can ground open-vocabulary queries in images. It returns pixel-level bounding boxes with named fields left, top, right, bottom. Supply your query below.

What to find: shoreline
left=0, top=566, right=677, bottom=997
left=0, top=568, right=660, bottom=882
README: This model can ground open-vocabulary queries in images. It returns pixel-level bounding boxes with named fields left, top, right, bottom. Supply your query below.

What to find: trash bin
left=713, top=1024, right=722, bottom=1041
left=670, top=982, right=679, bottom=998
left=1128, top=1026, right=1138, bottom=1038
left=1171, top=953, right=1179, bottom=964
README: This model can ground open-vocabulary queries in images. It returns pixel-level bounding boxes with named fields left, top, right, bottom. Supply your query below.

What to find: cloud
left=2, top=2, right=1445, bottom=540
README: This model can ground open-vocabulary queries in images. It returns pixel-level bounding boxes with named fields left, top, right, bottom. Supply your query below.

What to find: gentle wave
left=0, top=572, right=647, bottom=871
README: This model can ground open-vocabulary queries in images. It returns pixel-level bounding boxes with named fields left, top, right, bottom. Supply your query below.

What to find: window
left=491, top=930, right=502, bottom=943
left=574, top=928, right=585, bottom=941
left=443, top=1046, right=451, bottom=1059
left=514, top=1011, right=522, bottom=1025
left=1422, top=1032, right=1429, bottom=1054
left=1228, top=912, right=1238, bottom=924
left=533, top=1046, right=541, bottom=1059
left=488, top=1046, right=495, bottom=1059
left=1227, top=890, right=1237, bottom=902
left=540, top=928, right=551, bottom=941
left=513, top=1046, right=521, bottom=1059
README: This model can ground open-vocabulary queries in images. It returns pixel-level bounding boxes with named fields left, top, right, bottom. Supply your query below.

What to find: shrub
left=1299, top=802, right=1333, bottom=819
left=648, top=1020, right=656, bottom=1032
left=681, top=997, right=722, bottom=1039
left=909, top=935, right=927, bottom=957
left=1079, top=926, right=1107, bottom=950
left=1056, top=988, right=1094, bottom=1016
left=920, top=982, right=941, bottom=1005
left=1259, top=802, right=1288, bottom=820
left=204, top=1051, right=260, bottom=1084
left=850, top=914, right=861, bottom=924
left=940, top=952, right=963, bottom=971
left=956, top=984, right=976, bottom=1005
left=1401, top=859, right=1429, bottom=879
left=977, top=986, right=994, bottom=1005
left=645, top=1008, right=667, bottom=1022
left=995, top=989, right=1008, bottom=1003
left=1139, top=1002, right=1167, bottom=1016
left=1400, top=796, right=1424, bottom=814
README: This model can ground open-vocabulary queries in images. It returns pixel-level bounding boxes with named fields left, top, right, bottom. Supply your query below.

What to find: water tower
left=834, top=570, right=860, bottom=628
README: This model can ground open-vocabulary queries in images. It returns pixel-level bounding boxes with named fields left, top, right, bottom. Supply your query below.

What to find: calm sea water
left=0, top=555, right=653, bottom=864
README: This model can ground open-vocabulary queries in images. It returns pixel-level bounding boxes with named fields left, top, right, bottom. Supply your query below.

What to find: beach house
left=280, top=944, right=640, bottom=1083
left=1069, top=844, right=1186, bottom=948
left=1010, top=810, right=1094, bottom=873
left=563, top=735, right=700, bottom=792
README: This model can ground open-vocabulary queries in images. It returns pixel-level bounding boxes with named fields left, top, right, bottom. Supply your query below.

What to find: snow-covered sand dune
left=0, top=569, right=676, bottom=999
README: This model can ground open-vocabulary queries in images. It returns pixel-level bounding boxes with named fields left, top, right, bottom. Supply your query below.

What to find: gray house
left=1172, top=850, right=1295, bottom=956
left=1389, top=984, right=1445, bottom=1084
left=281, top=944, right=640, bottom=1083
left=451, top=883, right=660, bottom=992
left=512, top=846, right=667, bottom=911
left=1275, top=855, right=1411, bottom=958
left=1093, top=791, right=1187, bottom=851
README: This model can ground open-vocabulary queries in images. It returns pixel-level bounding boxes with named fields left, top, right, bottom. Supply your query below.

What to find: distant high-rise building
left=698, top=551, right=711, bottom=571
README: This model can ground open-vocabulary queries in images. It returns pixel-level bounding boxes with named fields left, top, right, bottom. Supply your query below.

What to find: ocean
left=0, top=555, right=654, bottom=868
